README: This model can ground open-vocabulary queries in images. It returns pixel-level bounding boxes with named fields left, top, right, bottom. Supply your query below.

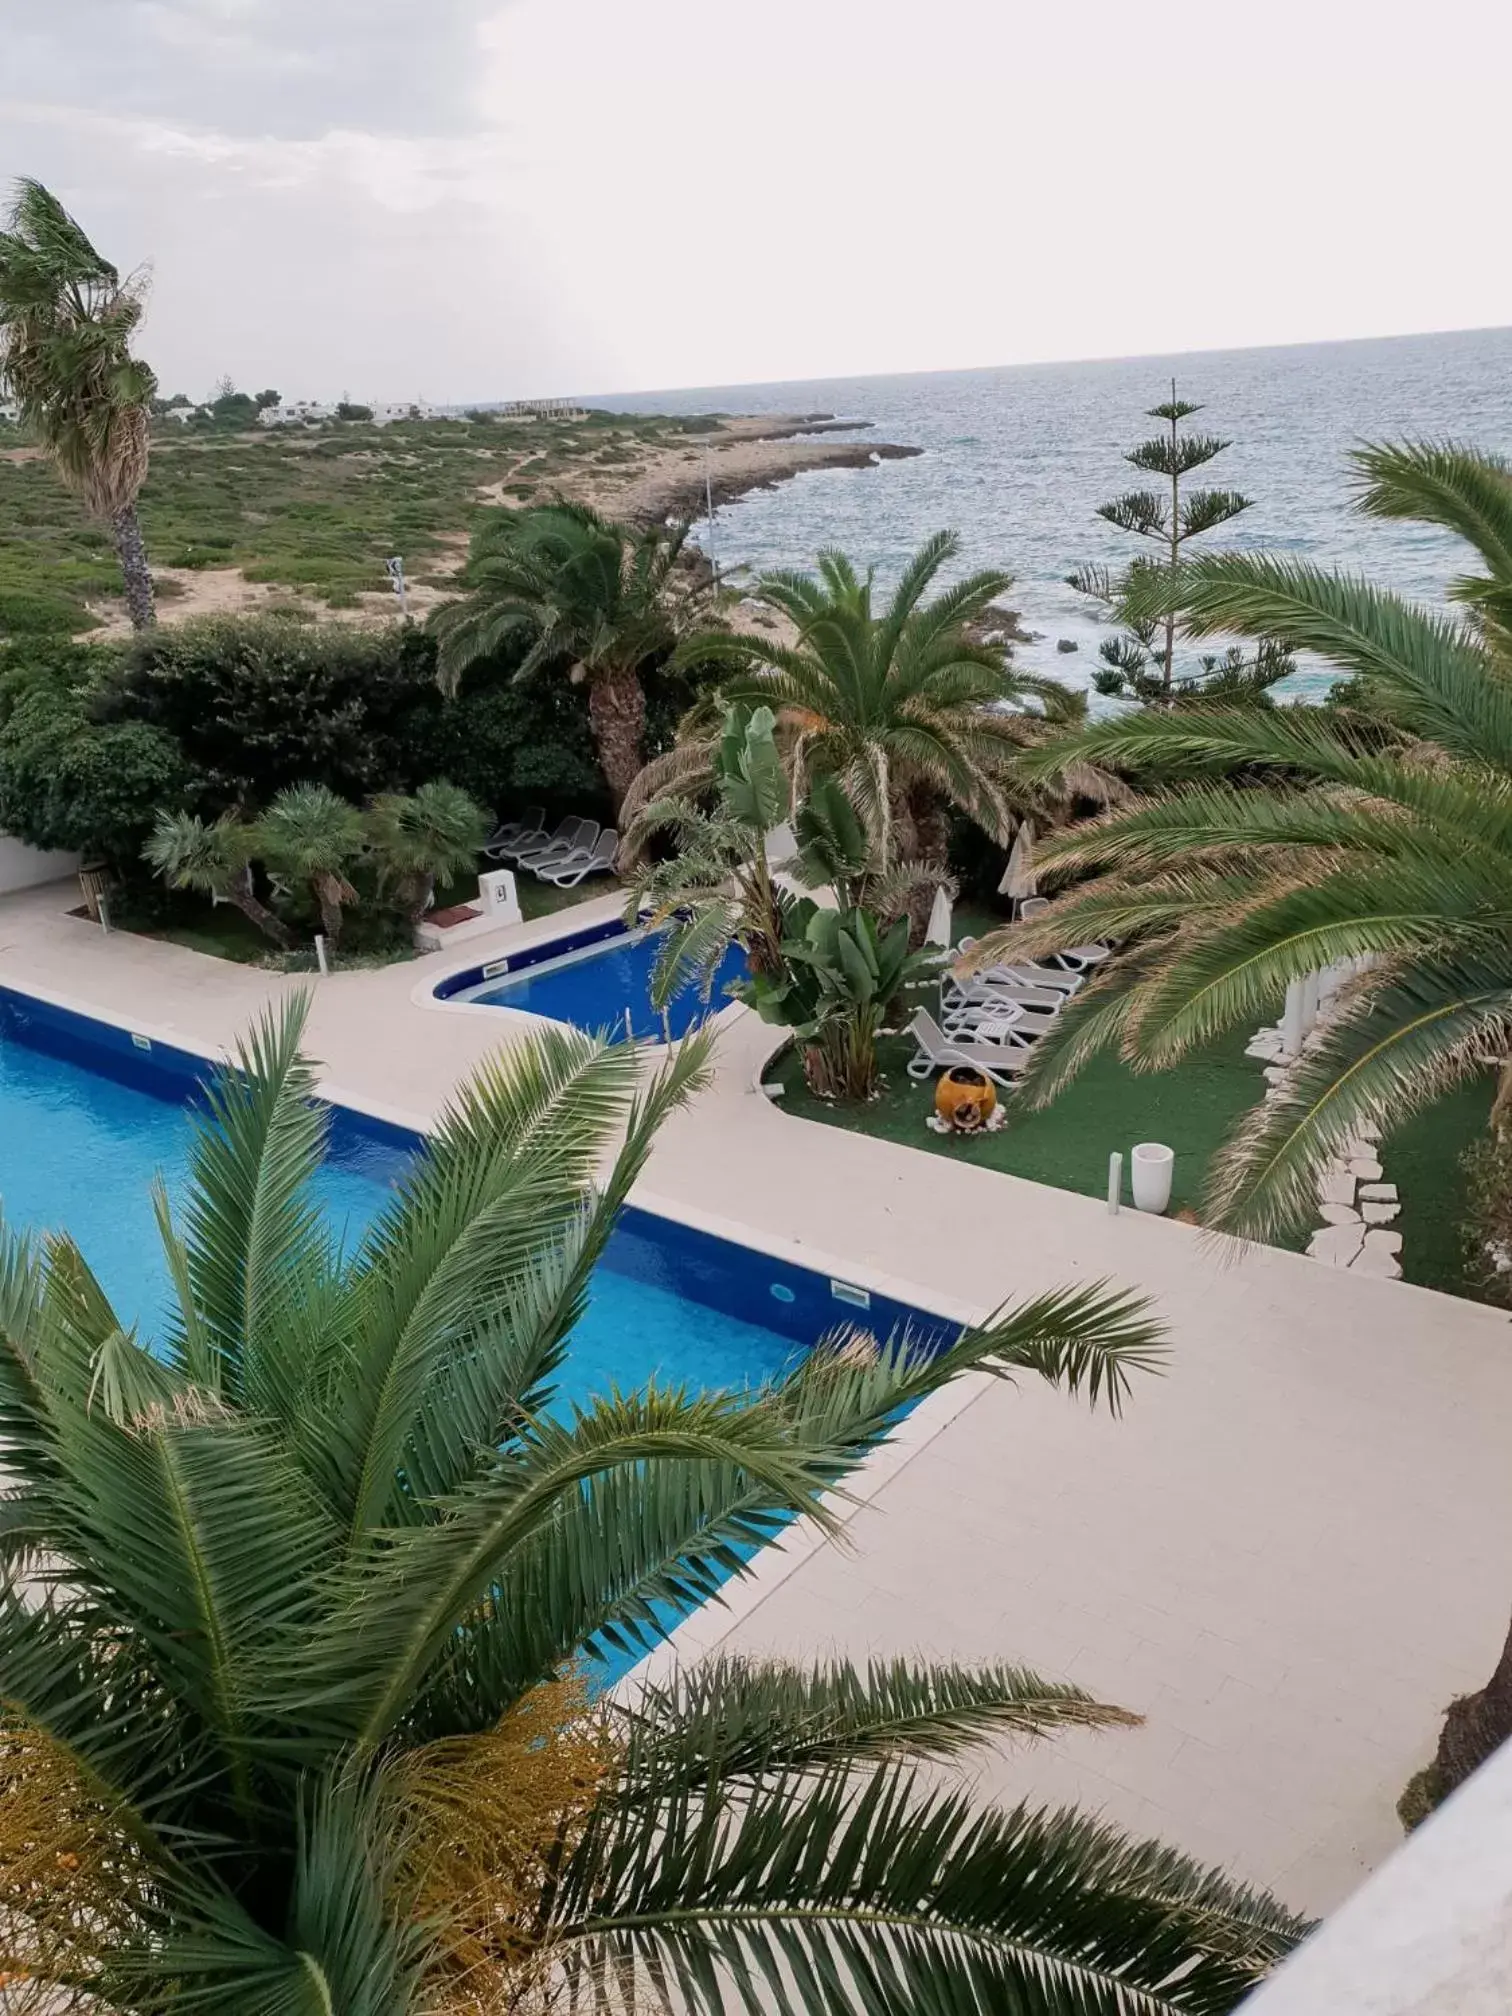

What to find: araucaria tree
left=0, top=1001, right=1307, bottom=2009
left=1070, top=383, right=1250, bottom=701
left=0, top=178, right=159, bottom=629
left=431, top=503, right=712, bottom=811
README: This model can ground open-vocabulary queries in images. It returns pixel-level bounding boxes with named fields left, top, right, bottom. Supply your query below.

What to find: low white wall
left=1246, top=1737, right=1512, bottom=2013
left=0, top=835, right=81, bottom=895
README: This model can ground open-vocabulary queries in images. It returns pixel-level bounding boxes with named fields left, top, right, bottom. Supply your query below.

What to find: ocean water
left=590, top=327, right=1512, bottom=694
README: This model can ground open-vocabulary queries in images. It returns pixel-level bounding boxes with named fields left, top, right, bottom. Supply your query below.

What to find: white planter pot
left=1130, top=1142, right=1174, bottom=1215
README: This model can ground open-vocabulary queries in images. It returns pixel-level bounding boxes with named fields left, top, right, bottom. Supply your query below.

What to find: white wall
left=0, top=835, right=81, bottom=895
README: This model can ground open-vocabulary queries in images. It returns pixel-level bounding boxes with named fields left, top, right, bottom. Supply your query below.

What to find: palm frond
left=615, top=1655, right=1137, bottom=1786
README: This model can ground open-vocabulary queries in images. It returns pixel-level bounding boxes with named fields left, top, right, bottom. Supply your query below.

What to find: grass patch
left=768, top=1020, right=1267, bottom=1220
left=1384, top=1070, right=1495, bottom=1299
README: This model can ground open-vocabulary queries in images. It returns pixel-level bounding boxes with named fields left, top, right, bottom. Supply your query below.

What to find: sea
left=588, top=326, right=1512, bottom=697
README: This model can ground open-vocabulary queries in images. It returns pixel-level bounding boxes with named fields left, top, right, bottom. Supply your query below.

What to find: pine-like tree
left=1070, top=382, right=1253, bottom=701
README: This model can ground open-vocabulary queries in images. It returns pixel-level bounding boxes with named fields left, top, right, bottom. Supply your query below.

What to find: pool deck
left=4, top=877, right=1512, bottom=1916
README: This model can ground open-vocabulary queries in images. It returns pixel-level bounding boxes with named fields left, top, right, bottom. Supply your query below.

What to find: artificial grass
left=768, top=1024, right=1268, bottom=1220
left=1384, top=1071, right=1496, bottom=1300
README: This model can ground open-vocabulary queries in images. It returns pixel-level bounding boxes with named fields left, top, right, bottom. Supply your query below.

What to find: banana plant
left=742, top=898, right=939, bottom=1100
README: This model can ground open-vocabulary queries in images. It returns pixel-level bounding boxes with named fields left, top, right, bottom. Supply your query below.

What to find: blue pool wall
left=432, top=913, right=632, bottom=1001
left=0, top=983, right=956, bottom=1357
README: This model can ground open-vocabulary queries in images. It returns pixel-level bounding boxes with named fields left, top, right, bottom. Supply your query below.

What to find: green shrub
left=98, top=617, right=441, bottom=814
left=0, top=588, right=88, bottom=636
left=0, top=643, right=191, bottom=864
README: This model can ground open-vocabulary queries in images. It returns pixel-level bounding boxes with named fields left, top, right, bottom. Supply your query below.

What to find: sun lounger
left=941, top=994, right=1060, bottom=1042
left=905, top=1009, right=1032, bottom=1087
left=497, top=814, right=576, bottom=865
left=537, top=828, right=619, bottom=888
left=483, top=804, right=545, bottom=861
left=518, top=818, right=598, bottom=872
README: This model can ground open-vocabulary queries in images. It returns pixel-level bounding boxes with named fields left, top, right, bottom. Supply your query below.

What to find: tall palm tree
left=253, top=782, right=366, bottom=947
left=431, top=503, right=712, bottom=811
left=0, top=178, right=158, bottom=629
left=143, top=808, right=294, bottom=948
left=631, top=533, right=1095, bottom=914
left=0, top=1001, right=1306, bottom=2011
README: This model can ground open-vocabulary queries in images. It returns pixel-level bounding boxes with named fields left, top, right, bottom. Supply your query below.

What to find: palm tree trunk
left=587, top=663, right=647, bottom=812
left=313, top=874, right=345, bottom=946
left=110, top=504, right=156, bottom=630
left=229, top=866, right=293, bottom=948
left=1418, top=1609, right=1512, bottom=1816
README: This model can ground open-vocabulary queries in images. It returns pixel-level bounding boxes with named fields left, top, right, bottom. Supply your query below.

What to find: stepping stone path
left=1249, top=1015, right=1404, bottom=1281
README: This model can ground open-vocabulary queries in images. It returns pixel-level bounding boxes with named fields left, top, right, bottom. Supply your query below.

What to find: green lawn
left=768, top=1023, right=1272, bottom=1223
left=1383, top=1073, right=1495, bottom=1299
left=765, top=892, right=1497, bottom=1301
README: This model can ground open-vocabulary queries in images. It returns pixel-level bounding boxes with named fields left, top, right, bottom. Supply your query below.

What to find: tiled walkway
left=5, top=880, right=1511, bottom=1913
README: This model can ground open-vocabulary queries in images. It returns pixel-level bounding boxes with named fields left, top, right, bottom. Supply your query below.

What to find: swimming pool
left=0, top=984, right=949, bottom=1680
left=435, top=915, right=749, bottom=1041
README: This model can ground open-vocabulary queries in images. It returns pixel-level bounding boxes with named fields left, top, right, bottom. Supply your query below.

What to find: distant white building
left=371, top=402, right=445, bottom=426
left=259, top=400, right=337, bottom=428
left=0, top=398, right=20, bottom=424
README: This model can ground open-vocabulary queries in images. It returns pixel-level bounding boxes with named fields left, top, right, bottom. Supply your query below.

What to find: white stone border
left=1247, top=983, right=1403, bottom=1282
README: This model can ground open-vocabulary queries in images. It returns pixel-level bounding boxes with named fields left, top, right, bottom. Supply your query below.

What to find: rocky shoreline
left=557, top=412, right=922, bottom=525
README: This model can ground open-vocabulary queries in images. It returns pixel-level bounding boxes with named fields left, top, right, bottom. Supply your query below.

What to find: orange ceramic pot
left=935, top=1065, right=996, bottom=1133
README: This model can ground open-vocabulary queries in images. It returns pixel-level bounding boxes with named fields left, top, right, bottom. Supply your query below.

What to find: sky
left=8, top=0, right=1512, bottom=404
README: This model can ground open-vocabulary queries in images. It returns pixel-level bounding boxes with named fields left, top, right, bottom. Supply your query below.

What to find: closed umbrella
left=999, top=819, right=1037, bottom=902
left=925, top=883, right=954, bottom=948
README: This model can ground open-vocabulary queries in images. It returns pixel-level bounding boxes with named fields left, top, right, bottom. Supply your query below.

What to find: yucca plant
left=0, top=999, right=1306, bottom=2010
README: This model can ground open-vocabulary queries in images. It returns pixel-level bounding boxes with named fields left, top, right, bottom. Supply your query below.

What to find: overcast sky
left=9, top=0, right=1511, bottom=403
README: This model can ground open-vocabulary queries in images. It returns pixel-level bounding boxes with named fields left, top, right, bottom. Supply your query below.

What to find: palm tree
left=0, top=178, right=158, bottom=629
left=253, top=782, right=366, bottom=947
left=981, top=441, right=1512, bottom=1242
left=0, top=999, right=1306, bottom=2010
left=632, top=533, right=1095, bottom=928
left=143, top=808, right=294, bottom=948
left=431, top=503, right=712, bottom=811
left=966, top=441, right=1512, bottom=1828
left=367, top=781, right=489, bottom=923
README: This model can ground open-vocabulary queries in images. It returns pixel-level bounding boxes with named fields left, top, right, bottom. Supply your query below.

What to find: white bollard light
left=1107, top=1150, right=1122, bottom=1215
left=314, top=934, right=329, bottom=976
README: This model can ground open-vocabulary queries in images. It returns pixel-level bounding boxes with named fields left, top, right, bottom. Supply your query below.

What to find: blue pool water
left=0, top=988, right=951, bottom=1682
left=466, top=928, right=749, bottom=1041
left=0, top=1022, right=793, bottom=1392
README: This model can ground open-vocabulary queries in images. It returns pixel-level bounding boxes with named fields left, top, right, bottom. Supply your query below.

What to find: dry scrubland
left=0, top=408, right=917, bottom=638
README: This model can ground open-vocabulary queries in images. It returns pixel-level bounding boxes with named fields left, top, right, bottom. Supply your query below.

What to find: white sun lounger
left=538, top=828, right=619, bottom=888
left=905, top=1009, right=1032, bottom=1087
left=498, top=814, right=575, bottom=865
left=941, top=994, right=1060, bottom=1042
left=483, top=804, right=545, bottom=861
left=519, top=818, right=598, bottom=872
